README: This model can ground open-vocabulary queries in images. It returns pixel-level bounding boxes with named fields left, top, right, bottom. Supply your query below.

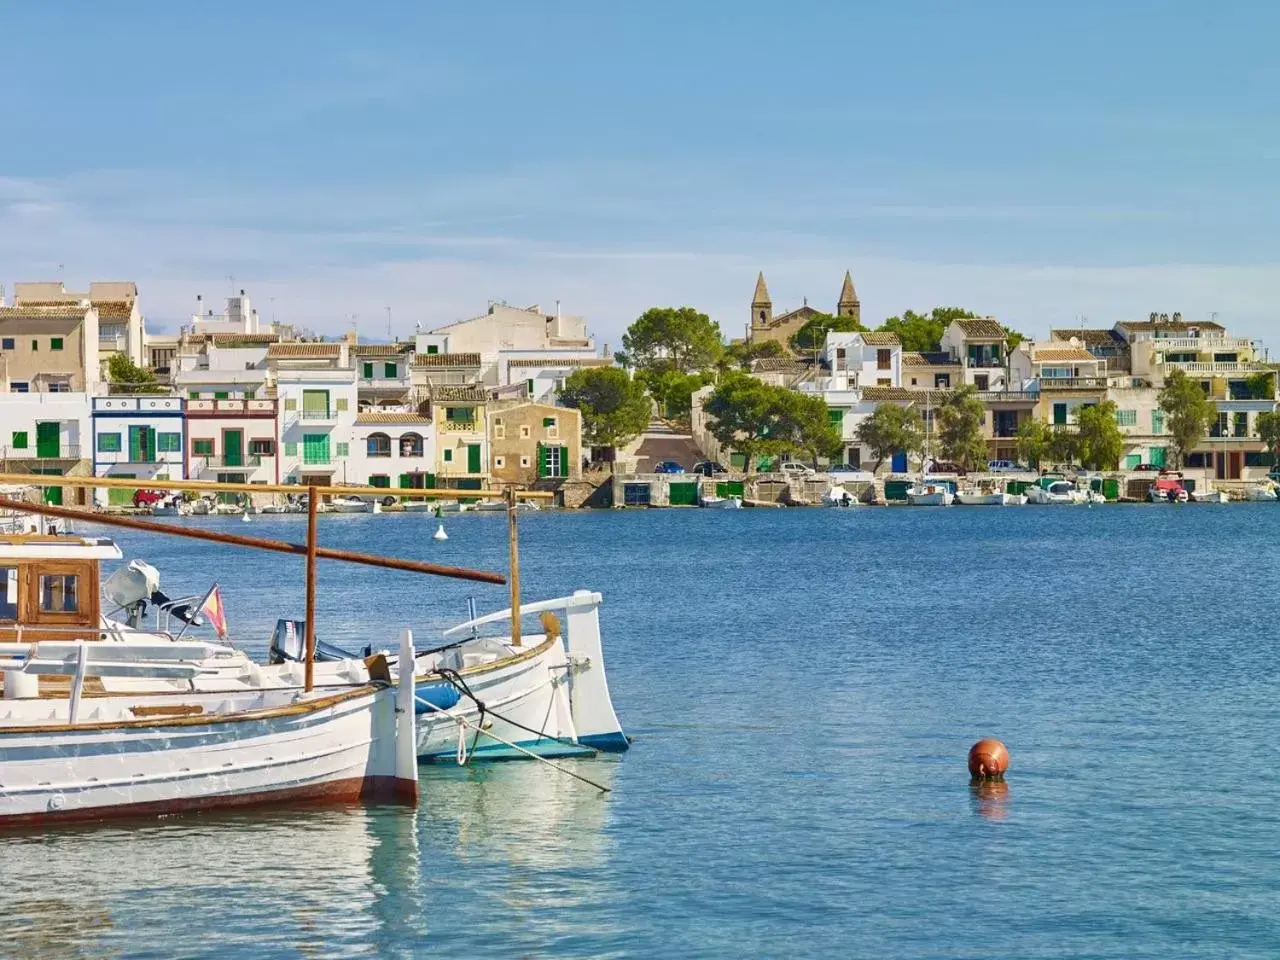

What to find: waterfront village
left=1, top=271, right=1278, bottom=511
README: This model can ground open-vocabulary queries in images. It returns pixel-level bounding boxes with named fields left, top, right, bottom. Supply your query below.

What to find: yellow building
left=489, top=401, right=582, bottom=486
left=426, top=385, right=489, bottom=490
left=0, top=302, right=100, bottom=393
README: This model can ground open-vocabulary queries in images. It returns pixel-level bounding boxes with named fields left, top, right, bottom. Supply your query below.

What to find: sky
left=2, top=1, right=1278, bottom=345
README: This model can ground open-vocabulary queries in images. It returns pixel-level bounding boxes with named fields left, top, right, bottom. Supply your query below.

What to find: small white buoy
left=433, top=522, right=448, bottom=541
left=242, top=511, right=252, bottom=523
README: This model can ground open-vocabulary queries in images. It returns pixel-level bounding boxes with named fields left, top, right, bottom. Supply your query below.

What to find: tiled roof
left=92, top=299, right=134, bottom=320
left=860, top=331, right=901, bottom=346
left=429, top=385, right=488, bottom=402
left=353, top=343, right=411, bottom=358
left=955, top=318, right=1006, bottom=338
left=1118, top=319, right=1225, bottom=332
left=354, top=412, right=431, bottom=424
left=751, top=357, right=807, bottom=373
left=209, top=334, right=280, bottom=347
left=861, top=386, right=951, bottom=404
left=1034, top=347, right=1098, bottom=363
left=267, top=343, right=341, bottom=359
left=0, top=304, right=90, bottom=321
left=1050, top=328, right=1125, bottom=347
left=412, top=352, right=481, bottom=368
left=902, top=351, right=960, bottom=367
left=507, top=357, right=610, bottom=369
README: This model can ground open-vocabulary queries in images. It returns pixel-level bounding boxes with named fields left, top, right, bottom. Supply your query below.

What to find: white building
left=502, top=356, right=614, bottom=402
left=173, top=332, right=278, bottom=400
left=353, top=344, right=413, bottom=410
left=189, top=291, right=262, bottom=336
left=90, top=395, right=186, bottom=505
left=347, top=412, right=436, bottom=490
left=185, top=397, right=279, bottom=486
left=270, top=342, right=358, bottom=487
left=0, top=392, right=92, bottom=502
left=824, top=331, right=903, bottom=388
left=939, top=318, right=1011, bottom=391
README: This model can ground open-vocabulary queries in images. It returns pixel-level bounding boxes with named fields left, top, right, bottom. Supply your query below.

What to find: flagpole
left=174, top=582, right=218, bottom=643
left=304, top=485, right=318, bottom=693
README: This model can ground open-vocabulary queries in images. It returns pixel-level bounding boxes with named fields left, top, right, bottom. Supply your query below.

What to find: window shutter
left=559, top=446, right=569, bottom=477
left=537, top=444, right=549, bottom=478
left=363, top=362, right=373, bottom=379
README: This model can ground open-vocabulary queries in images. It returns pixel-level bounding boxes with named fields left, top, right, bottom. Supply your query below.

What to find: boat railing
left=0, top=621, right=181, bottom=645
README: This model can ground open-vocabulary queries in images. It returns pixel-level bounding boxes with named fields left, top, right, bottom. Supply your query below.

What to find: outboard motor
left=102, top=560, right=162, bottom=628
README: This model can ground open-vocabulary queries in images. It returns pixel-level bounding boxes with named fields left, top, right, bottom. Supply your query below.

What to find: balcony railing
left=440, top=420, right=481, bottom=434
left=302, top=453, right=332, bottom=465
left=1164, top=361, right=1269, bottom=374
left=1133, top=334, right=1258, bottom=349
left=979, top=389, right=1039, bottom=402
left=300, top=409, right=337, bottom=421
left=0, top=444, right=82, bottom=460
left=187, top=398, right=277, bottom=416
left=199, top=454, right=265, bottom=469
left=1039, top=377, right=1109, bottom=390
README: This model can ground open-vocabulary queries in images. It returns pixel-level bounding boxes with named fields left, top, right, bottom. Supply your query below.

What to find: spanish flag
left=199, top=584, right=230, bottom=642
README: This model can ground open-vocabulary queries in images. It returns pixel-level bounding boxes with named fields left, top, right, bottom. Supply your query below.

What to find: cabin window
left=40, top=574, right=79, bottom=614
left=0, top=567, right=16, bottom=619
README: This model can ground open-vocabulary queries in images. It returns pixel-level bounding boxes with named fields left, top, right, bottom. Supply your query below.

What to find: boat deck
left=0, top=674, right=107, bottom=698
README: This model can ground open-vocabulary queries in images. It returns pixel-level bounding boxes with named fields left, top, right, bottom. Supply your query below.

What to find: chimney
left=604, top=343, right=611, bottom=358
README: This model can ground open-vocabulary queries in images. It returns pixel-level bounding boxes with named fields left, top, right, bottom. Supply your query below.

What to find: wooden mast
left=507, top=486, right=521, bottom=646
left=304, top=485, right=318, bottom=692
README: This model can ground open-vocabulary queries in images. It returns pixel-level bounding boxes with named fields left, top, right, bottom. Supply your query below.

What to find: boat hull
left=700, top=496, right=743, bottom=509
left=0, top=685, right=411, bottom=827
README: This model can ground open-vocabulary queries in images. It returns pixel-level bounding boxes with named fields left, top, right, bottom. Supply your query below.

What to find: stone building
left=488, top=400, right=582, bottom=487
left=746, top=270, right=860, bottom=352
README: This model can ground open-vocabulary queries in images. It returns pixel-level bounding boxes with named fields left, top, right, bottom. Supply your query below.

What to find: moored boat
left=1147, top=477, right=1189, bottom=503
left=1247, top=481, right=1278, bottom=502
left=700, top=494, right=743, bottom=509
left=906, top=482, right=953, bottom=506
left=954, top=485, right=1024, bottom=506
left=1190, top=488, right=1229, bottom=503
left=327, top=496, right=374, bottom=514
left=1025, top=477, right=1082, bottom=504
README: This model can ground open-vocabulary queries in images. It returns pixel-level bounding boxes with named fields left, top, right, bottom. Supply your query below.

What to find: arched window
left=366, top=432, right=391, bottom=458
left=399, top=432, right=423, bottom=457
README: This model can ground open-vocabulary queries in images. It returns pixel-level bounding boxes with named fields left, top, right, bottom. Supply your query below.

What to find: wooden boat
left=699, top=494, right=743, bottom=509
left=327, top=496, right=374, bottom=514
left=906, top=482, right=953, bottom=506
left=1191, top=488, right=1229, bottom=504
left=954, top=486, right=1024, bottom=506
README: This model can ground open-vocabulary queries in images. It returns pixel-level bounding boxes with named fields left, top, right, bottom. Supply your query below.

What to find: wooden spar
left=0, top=472, right=553, bottom=501
left=507, top=487, right=522, bottom=646
left=304, top=485, right=318, bottom=693
left=0, top=497, right=506, bottom=585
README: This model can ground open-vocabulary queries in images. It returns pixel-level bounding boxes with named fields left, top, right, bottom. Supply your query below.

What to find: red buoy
left=968, top=738, right=1009, bottom=780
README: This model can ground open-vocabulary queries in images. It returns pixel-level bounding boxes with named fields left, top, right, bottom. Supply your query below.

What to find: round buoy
left=968, top=738, right=1009, bottom=780
left=241, top=511, right=252, bottom=523
left=433, top=523, right=448, bottom=541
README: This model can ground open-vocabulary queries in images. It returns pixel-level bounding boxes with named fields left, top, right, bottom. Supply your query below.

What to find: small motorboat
left=1025, top=478, right=1082, bottom=504
left=1147, top=478, right=1188, bottom=503
left=1190, top=488, right=1229, bottom=504
left=954, top=486, right=1024, bottom=506
left=327, top=496, right=374, bottom=514
left=473, top=500, right=540, bottom=513
left=210, top=502, right=244, bottom=516
left=188, top=498, right=211, bottom=516
left=1247, top=481, right=1278, bottom=502
left=906, top=482, right=953, bottom=506
left=700, top=494, right=743, bottom=509
left=400, top=501, right=437, bottom=513
left=823, top=485, right=859, bottom=508
left=149, top=495, right=188, bottom=517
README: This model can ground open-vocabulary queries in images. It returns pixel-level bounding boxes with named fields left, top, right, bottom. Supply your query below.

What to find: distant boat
left=473, top=500, right=540, bottom=513
left=906, top=482, right=954, bottom=506
left=1247, top=481, right=1278, bottom=502
left=1190, top=488, right=1229, bottom=504
left=1147, top=478, right=1188, bottom=503
left=823, top=485, right=859, bottom=508
left=1025, top=478, right=1081, bottom=504
left=328, top=496, right=374, bottom=514
left=700, top=494, right=743, bottom=509
left=954, top=487, right=1024, bottom=506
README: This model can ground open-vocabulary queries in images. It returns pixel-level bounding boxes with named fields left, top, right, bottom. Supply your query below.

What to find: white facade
left=824, top=332, right=903, bottom=388
left=189, top=292, right=261, bottom=335
left=347, top=415, right=436, bottom=489
left=0, top=392, right=90, bottom=463
left=90, top=395, right=186, bottom=505
left=173, top=336, right=274, bottom=399
left=940, top=319, right=1010, bottom=391
left=185, top=398, right=279, bottom=486
left=502, top=356, right=612, bottom=401
left=274, top=352, right=358, bottom=485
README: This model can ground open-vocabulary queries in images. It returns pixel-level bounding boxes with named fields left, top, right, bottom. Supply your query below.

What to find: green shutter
left=828, top=409, right=844, bottom=428
left=384, top=362, right=397, bottom=378
left=302, top=390, right=329, bottom=418
left=363, top=362, right=373, bottom=379
left=11, top=431, right=27, bottom=450
left=36, top=422, right=60, bottom=458
left=51, top=337, right=63, bottom=351
left=303, top=434, right=330, bottom=464
left=537, top=444, right=549, bottom=478
left=1150, top=447, right=1167, bottom=468
left=370, top=475, right=390, bottom=488
left=426, top=344, right=438, bottom=355
left=193, top=439, right=214, bottom=456
left=1053, top=403, right=1067, bottom=425
left=214, top=391, right=229, bottom=400
left=467, top=444, right=482, bottom=473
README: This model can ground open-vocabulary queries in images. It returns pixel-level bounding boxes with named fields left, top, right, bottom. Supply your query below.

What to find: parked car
left=692, top=460, right=727, bottom=476
left=1133, top=463, right=1162, bottom=472
left=986, top=459, right=1021, bottom=473
left=132, top=489, right=165, bottom=508
left=779, top=462, right=815, bottom=478
left=925, top=460, right=967, bottom=476
left=654, top=460, right=686, bottom=474
left=827, top=463, right=863, bottom=474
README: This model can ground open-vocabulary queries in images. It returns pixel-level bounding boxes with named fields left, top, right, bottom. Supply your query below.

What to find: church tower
left=837, top=270, right=860, bottom=323
left=751, top=271, right=773, bottom=333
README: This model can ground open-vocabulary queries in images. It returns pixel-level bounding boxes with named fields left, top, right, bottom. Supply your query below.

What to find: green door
left=223, top=429, right=244, bottom=467
left=716, top=481, right=745, bottom=498
left=1124, top=454, right=1141, bottom=469
left=467, top=444, right=481, bottom=473
left=303, top=434, right=330, bottom=465
left=1053, top=403, right=1068, bottom=426
left=128, top=426, right=156, bottom=463
left=302, top=390, right=329, bottom=419
left=35, top=422, right=60, bottom=458
left=44, top=485, right=63, bottom=506
left=668, top=481, right=699, bottom=506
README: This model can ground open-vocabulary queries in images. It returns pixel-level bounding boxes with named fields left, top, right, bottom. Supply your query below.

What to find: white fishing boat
left=210, top=502, right=244, bottom=516
left=700, top=494, right=743, bottom=509
left=188, top=498, right=212, bottom=516
left=905, top=482, right=953, bottom=506
left=1082, top=489, right=1108, bottom=505
left=327, top=496, right=374, bottom=514
left=0, top=635, right=416, bottom=827
left=400, top=501, right=438, bottom=513
left=823, top=485, right=858, bottom=507
left=1247, top=481, right=1278, bottom=502
left=148, top=495, right=188, bottom=517
left=1190, top=488, right=1230, bottom=504
left=1025, top=478, right=1082, bottom=504
left=473, top=500, right=539, bottom=513
left=954, top=485, right=1024, bottom=506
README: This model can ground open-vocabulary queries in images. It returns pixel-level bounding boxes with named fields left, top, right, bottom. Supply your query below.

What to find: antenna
left=386, top=306, right=392, bottom=338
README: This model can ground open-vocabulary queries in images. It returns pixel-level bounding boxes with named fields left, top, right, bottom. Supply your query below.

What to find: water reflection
left=970, top=779, right=1011, bottom=822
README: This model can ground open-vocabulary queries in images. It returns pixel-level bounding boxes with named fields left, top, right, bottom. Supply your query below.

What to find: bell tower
left=751, top=272, right=773, bottom=334
left=837, top=270, right=860, bottom=324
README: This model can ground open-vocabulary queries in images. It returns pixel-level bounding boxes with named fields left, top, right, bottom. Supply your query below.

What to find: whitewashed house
left=270, top=342, right=358, bottom=487
left=90, top=395, right=186, bottom=505
left=0, top=392, right=91, bottom=502
left=347, top=412, right=436, bottom=491
left=185, top=397, right=279, bottom=486
left=940, top=318, right=1011, bottom=391
left=502, top=356, right=614, bottom=401
left=825, top=331, right=903, bottom=388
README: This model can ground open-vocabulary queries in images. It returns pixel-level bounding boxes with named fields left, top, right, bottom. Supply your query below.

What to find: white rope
left=419, top=697, right=611, bottom=793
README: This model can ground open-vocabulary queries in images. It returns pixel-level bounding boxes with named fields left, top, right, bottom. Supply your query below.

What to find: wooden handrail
left=0, top=498, right=506, bottom=585
left=0, top=472, right=554, bottom=501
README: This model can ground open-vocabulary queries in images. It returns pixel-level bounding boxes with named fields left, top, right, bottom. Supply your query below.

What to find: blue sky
left=2, top=1, right=1278, bottom=344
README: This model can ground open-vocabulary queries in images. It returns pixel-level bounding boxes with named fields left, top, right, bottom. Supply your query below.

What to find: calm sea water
left=5, top=504, right=1280, bottom=959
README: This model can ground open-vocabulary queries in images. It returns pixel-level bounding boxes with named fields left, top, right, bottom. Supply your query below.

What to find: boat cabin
left=0, top=536, right=119, bottom=642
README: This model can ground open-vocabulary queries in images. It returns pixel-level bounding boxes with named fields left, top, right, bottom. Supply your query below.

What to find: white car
left=986, top=460, right=1021, bottom=473
left=780, top=462, right=816, bottom=478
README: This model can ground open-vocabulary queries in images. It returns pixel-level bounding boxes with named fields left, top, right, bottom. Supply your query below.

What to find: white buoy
left=433, top=522, right=448, bottom=541
left=242, top=510, right=252, bottom=523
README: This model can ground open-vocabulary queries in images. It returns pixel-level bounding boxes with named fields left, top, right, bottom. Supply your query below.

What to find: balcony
left=187, top=398, right=277, bottom=418
left=439, top=419, right=482, bottom=434
left=0, top=444, right=82, bottom=461
left=1134, top=334, right=1258, bottom=349
left=1164, top=361, right=1269, bottom=375
left=198, top=454, right=265, bottom=469
left=99, top=334, right=128, bottom=352
left=299, top=408, right=338, bottom=422
left=979, top=389, right=1039, bottom=404
left=1039, top=376, right=1109, bottom=391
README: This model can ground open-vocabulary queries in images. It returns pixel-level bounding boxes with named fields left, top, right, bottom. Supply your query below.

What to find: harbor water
left=6, top=504, right=1280, bottom=958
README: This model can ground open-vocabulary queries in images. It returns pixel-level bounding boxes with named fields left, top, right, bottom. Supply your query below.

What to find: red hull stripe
left=0, top=775, right=417, bottom=829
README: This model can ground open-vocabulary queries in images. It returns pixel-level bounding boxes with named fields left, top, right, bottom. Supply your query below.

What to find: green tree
left=719, top=339, right=786, bottom=371
left=559, top=367, right=651, bottom=467
left=936, top=384, right=988, bottom=470
left=106, top=353, right=165, bottom=394
left=788, top=312, right=866, bottom=355
left=622, top=306, right=723, bottom=373
left=1048, top=428, right=1079, bottom=467
left=855, top=403, right=924, bottom=473
left=1003, top=327, right=1027, bottom=350
left=876, top=307, right=978, bottom=353
left=1075, top=400, right=1125, bottom=471
left=636, top=367, right=712, bottom=422
left=1015, top=419, right=1052, bottom=469
left=1256, top=410, right=1280, bottom=466
left=1245, top=371, right=1276, bottom=400
left=1158, top=369, right=1217, bottom=468
left=779, top=392, right=843, bottom=466
left=704, top=374, right=795, bottom=474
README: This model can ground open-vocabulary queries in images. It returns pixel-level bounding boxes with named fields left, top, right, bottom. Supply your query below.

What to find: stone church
left=746, top=271, right=860, bottom=352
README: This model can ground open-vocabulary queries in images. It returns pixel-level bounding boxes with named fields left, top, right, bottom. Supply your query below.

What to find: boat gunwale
left=419, top=634, right=557, bottom=682
left=0, top=682, right=386, bottom=737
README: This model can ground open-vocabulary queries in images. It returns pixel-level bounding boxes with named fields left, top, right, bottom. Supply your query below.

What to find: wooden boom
left=0, top=497, right=506, bottom=586
left=0, top=472, right=554, bottom=501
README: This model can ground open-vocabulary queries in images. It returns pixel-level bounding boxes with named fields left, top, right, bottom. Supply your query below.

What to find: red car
left=132, top=489, right=166, bottom=508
